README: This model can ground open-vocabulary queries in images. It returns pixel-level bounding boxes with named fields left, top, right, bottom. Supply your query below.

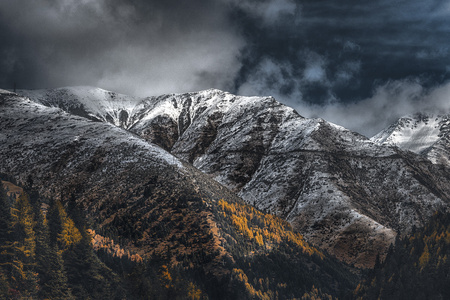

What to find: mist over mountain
left=2, top=1, right=450, bottom=137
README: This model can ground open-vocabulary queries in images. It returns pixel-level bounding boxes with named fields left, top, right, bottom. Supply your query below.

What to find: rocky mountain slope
left=18, top=87, right=450, bottom=268
left=371, top=113, right=450, bottom=165
left=0, top=89, right=356, bottom=298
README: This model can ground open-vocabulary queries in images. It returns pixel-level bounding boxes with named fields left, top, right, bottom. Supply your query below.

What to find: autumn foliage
left=0, top=179, right=357, bottom=299
left=0, top=182, right=123, bottom=299
left=218, top=199, right=322, bottom=257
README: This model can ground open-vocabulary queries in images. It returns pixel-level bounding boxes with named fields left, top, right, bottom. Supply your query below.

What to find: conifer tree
left=0, top=183, right=12, bottom=299
left=34, top=200, right=73, bottom=299
left=63, top=228, right=119, bottom=299
left=0, top=270, right=9, bottom=298
left=8, top=192, right=38, bottom=298
left=47, top=196, right=120, bottom=298
left=42, top=246, right=74, bottom=300
left=0, top=182, right=11, bottom=270
left=0, top=182, right=10, bottom=240
left=354, top=211, right=450, bottom=299
left=47, top=197, right=63, bottom=246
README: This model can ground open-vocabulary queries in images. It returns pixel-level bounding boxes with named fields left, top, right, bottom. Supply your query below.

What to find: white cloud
left=237, top=57, right=303, bottom=101
left=290, top=79, right=450, bottom=137
left=343, top=40, right=361, bottom=52
left=335, top=60, right=361, bottom=84
left=0, top=0, right=246, bottom=96
left=95, top=31, right=244, bottom=96
left=303, top=59, right=326, bottom=83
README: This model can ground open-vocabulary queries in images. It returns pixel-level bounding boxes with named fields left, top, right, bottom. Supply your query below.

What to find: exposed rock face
left=129, top=90, right=450, bottom=267
left=18, top=87, right=450, bottom=268
left=138, top=115, right=179, bottom=151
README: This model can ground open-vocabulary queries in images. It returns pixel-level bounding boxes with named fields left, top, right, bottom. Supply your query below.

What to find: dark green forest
left=0, top=180, right=126, bottom=299
left=354, top=211, right=450, bottom=299
left=0, top=178, right=356, bottom=299
left=1, top=177, right=449, bottom=299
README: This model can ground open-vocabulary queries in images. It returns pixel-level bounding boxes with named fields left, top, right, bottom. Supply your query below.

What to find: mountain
left=371, top=113, right=450, bottom=165
left=0, top=89, right=357, bottom=298
left=17, top=87, right=450, bottom=268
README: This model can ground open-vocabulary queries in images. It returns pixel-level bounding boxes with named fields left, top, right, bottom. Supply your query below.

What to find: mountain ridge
left=16, top=87, right=450, bottom=268
left=0, top=89, right=359, bottom=298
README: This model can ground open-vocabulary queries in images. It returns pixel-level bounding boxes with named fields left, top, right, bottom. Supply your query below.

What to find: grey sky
left=1, top=0, right=450, bottom=136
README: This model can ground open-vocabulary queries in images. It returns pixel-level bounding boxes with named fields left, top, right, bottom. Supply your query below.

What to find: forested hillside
left=354, top=211, right=450, bottom=299
left=0, top=180, right=124, bottom=299
left=3, top=89, right=450, bottom=299
left=0, top=179, right=357, bottom=299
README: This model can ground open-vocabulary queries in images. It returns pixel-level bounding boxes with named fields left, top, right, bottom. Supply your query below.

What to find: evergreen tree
left=34, top=200, right=73, bottom=299
left=41, top=247, right=74, bottom=300
left=0, top=270, right=10, bottom=299
left=47, top=197, right=121, bottom=298
left=8, top=192, right=38, bottom=298
left=63, top=230, right=119, bottom=299
left=0, top=182, right=11, bottom=295
left=0, top=182, right=10, bottom=245
left=47, top=197, right=63, bottom=246
left=354, top=211, right=450, bottom=299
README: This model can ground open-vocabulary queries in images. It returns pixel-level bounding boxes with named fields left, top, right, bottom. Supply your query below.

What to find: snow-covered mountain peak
left=0, top=88, right=15, bottom=95
left=18, top=86, right=290, bottom=133
left=18, top=86, right=142, bottom=128
left=0, top=92, right=183, bottom=170
left=371, top=112, right=450, bottom=156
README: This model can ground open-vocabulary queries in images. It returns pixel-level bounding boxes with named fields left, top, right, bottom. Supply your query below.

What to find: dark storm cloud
left=236, top=0, right=450, bottom=102
left=233, top=0, right=450, bottom=135
left=302, top=79, right=450, bottom=137
left=1, top=0, right=450, bottom=135
left=0, top=0, right=245, bottom=96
